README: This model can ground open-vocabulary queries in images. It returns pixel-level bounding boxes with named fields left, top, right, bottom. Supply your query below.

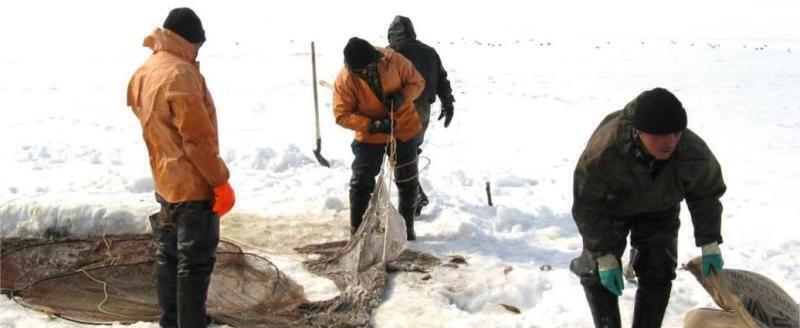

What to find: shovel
left=311, top=41, right=330, bottom=167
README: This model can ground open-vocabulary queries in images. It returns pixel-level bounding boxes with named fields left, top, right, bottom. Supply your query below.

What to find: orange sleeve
left=333, top=69, right=371, bottom=132
left=165, top=69, right=230, bottom=187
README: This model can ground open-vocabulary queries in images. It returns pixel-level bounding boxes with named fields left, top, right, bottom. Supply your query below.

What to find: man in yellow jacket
left=127, top=8, right=234, bottom=328
left=333, top=37, right=425, bottom=240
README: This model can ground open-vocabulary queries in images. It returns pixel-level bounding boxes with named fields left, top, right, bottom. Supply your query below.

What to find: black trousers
left=349, top=139, right=419, bottom=233
left=413, top=99, right=431, bottom=147
left=571, top=215, right=680, bottom=328
left=150, top=194, right=219, bottom=328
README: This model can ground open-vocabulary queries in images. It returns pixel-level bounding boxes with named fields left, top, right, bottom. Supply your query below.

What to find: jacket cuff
left=596, top=253, right=619, bottom=271
left=701, top=242, right=721, bottom=255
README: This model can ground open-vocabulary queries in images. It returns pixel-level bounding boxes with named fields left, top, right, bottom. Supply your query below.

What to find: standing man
left=570, top=88, right=726, bottom=328
left=127, top=8, right=235, bottom=328
left=333, top=37, right=425, bottom=240
left=387, top=15, right=455, bottom=215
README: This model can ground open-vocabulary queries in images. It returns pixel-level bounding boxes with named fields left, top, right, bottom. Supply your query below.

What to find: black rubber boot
left=156, top=257, right=178, bottom=328
left=582, top=281, right=622, bottom=328
left=415, top=185, right=429, bottom=217
left=398, top=187, right=418, bottom=241
left=349, top=190, right=371, bottom=235
left=149, top=212, right=178, bottom=328
left=631, top=281, right=671, bottom=328
left=571, top=252, right=622, bottom=328
left=176, top=270, right=213, bottom=328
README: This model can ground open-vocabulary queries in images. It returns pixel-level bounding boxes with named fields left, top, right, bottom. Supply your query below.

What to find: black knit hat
left=343, top=37, right=380, bottom=70
left=633, top=88, right=687, bottom=134
left=163, top=8, right=206, bottom=44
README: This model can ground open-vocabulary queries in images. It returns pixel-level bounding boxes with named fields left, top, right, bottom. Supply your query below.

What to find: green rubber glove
left=701, top=242, right=724, bottom=277
left=597, top=254, right=624, bottom=296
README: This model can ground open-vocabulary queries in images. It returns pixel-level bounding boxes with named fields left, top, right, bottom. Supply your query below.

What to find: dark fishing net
left=1, top=172, right=440, bottom=327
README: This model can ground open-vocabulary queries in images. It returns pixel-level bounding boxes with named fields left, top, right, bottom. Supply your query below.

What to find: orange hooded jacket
left=333, top=48, right=425, bottom=144
left=127, top=28, right=229, bottom=203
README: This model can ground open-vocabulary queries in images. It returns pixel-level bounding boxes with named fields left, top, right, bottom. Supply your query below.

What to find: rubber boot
left=398, top=187, right=418, bottom=241
left=155, top=257, right=178, bottom=328
left=631, top=281, right=671, bottom=328
left=349, top=190, right=371, bottom=235
left=415, top=185, right=429, bottom=217
left=150, top=212, right=178, bottom=328
left=583, top=283, right=622, bottom=328
left=176, top=270, right=212, bottom=328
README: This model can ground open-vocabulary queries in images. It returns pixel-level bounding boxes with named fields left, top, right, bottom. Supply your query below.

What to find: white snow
left=2, top=0, right=799, bottom=327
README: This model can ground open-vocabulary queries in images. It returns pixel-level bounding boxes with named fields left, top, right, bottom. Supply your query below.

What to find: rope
left=219, top=235, right=304, bottom=262
left=101, top=235, right=117, bottom=265
left=77, top=269, right=131, bottom=319
left=382, top=102, right=396, bottom=262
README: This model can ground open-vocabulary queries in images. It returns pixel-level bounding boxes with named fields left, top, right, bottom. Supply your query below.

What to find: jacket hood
left=143, top=28, right=197, bottom=63
left=387, top=15, right=416, bottom=43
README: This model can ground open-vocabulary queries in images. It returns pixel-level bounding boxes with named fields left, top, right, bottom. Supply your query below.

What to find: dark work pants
left=349, top=139, right=419, bottom=233
left=413, top=99, right=431, bottom=147
left=413, top=99, right=432, bottom=213
left=150, top=194, right=219, bottom=328
left=571, top=215, right=680, bottom=328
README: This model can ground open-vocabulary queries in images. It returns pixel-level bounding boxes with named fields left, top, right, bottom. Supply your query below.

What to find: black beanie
left=633, top=88, right=687, bottom=134
left=163, top=8, right=206, bottom=44
left=343, top=37, right=380, bottom=70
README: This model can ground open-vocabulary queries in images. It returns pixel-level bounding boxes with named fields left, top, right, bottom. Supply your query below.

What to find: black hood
left=387, top=15, right=417, bottom=44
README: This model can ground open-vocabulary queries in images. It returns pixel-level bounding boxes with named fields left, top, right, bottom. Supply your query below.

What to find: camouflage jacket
left=572, top=96, right=726, bottom=256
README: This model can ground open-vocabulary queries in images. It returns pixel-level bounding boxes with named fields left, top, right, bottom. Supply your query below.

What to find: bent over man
left=127, top=8, right=235, bottom=328
left=333, top=37, right=425, bottom=240
left=570, top=88, right=726, bottom=328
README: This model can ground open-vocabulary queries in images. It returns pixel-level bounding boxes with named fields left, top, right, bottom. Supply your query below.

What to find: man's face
left=637, top=130, right=683, bottom=160
left=354, top=61, right=377, bottom=75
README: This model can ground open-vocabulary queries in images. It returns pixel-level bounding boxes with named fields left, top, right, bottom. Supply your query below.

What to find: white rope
left=382, top=102, right=397, bottom=262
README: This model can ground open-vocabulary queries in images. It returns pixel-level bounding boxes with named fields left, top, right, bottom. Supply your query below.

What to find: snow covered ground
left=2, top=0, right=799, bottom=327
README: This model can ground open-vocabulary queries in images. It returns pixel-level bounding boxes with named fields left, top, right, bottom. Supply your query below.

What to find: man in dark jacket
left=387, top=15, right=456, bottom=216
left=570, top=88, right=726, bottom=328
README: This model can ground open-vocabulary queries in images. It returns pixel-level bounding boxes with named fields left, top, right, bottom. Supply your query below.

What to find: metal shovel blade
left=313, top=138, right=330, bottom=167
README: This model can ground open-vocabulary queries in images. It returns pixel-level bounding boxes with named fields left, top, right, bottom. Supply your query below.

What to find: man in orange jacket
left=126, top=8, right=234, bottom=328
left=333, top=37, right=425, bottom=240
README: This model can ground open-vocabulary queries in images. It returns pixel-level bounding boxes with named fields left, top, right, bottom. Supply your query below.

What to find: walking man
left=570, top=88, right=726, bottom=327
left=333, top=37, right=425, bottom=240
left=387, top=15, right=456, bottom=215
left=127, top=8, right=235, bottom=327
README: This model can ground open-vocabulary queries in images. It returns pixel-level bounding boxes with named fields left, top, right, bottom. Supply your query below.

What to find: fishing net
left=1, top=172, right=440, bottom=327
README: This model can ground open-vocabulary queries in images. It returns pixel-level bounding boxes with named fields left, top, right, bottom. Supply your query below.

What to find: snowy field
left=1, top=0, right=799, bottom=327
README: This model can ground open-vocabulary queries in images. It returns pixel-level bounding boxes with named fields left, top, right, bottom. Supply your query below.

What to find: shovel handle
left=312, top=42, right=321, bottom=139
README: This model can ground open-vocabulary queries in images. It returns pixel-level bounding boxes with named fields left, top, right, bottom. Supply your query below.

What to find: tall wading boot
left=583, top=281, right=622, bottom=328
left=415, top=185, right=429, bottom=217
left=149, top=212, right=179, bottom=328
left=175, top=204, right=219, bottom=328
left=176, top=270, right=213, bottom=328
left=156, top=257, right=178, bottom=328
left=398, top=187, right=418, bottom=241
left=631, top=281, right=672, bottom=328
left=349, top=189, right=371, bottom=235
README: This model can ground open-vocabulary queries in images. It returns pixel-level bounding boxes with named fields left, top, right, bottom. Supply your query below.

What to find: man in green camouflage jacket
left=570, top=88, right=727, bottom=328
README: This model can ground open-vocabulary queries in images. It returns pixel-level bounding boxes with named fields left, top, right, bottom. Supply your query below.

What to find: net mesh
left=1, top=172, right=440, bottom=327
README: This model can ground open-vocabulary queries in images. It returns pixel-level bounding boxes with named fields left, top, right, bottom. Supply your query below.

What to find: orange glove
left=212, top=181, right=235, bottom=217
